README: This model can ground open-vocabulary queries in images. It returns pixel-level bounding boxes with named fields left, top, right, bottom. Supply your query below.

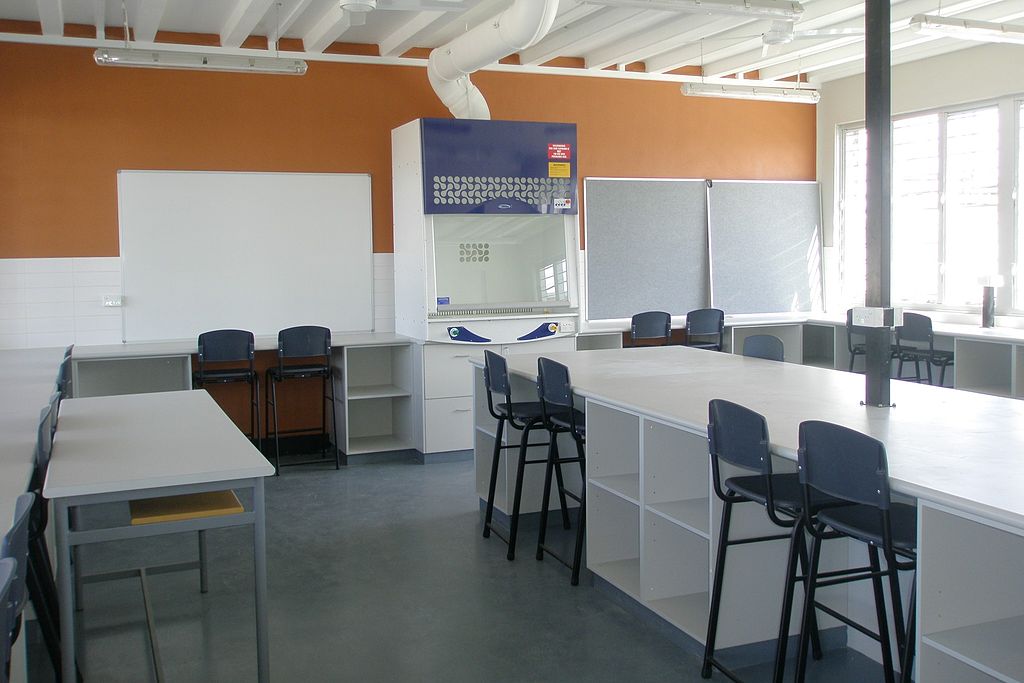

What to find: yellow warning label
left=548, top=162, right=571, bottom=178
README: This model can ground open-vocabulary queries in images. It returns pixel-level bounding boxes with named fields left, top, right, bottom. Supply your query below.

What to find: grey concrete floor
left=40, top=456, right=885, bottom=682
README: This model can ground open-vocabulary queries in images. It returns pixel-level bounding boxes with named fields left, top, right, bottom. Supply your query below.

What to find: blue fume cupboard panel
left=392, top=118, right=580, bottom=344
left=419, top=118, right=578, bottom=215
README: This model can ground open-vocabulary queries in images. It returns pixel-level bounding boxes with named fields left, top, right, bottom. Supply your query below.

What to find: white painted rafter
left=266, top=0, right=314, bottom=48
left=379, top=11, right=448, bottom=57
left=584, top=14, right=744, bottom=69
left=36, top=0, right=63, bottom=36
left=222, top=0, right=276, bottom=48
left=519, top=7, right=649, bottom=65
left=133, top=0, right=168, bottom=43
left=643, top=21, right=770, bottom=73
left=93, top=0, right=105, bottom=40
left=303, top=5, right=352, bottom=53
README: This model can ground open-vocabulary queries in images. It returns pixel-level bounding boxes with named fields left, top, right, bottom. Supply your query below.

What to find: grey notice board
left=118, top=171, right=373, bottom=342
left=708, top=181, right=822, bottom=315
left=584, top=178, right=709, bottom=320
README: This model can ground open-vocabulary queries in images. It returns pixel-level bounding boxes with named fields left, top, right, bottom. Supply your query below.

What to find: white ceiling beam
left=756, top=0, right=1015, bottom=79
left=379, top=11, right=448, bottom=56
left=418, top=0, right=511, bottom=47
left=303, top=5, right=353, bottom=53
left=133, top=0, right=168, bottom=43
left=93, top=0, right=105, bottom=40
left=36, top=0, right=63, bottom=36
left=705, top=17, right=865, bottom=77
left=266, top=0, right=313, bottom=47
left=809, top=36, right=980, bottom=82
left=221, top=0, right=276, bottom=48
left=584, top=14, right=745, bottom=69
left=643, top=23, right=768, bottom=73
left=519, top=8, right=650, bottom=65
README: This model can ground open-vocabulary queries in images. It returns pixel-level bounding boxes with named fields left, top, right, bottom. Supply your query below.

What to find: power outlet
left=560, top=320, right=577, bottom=333
left=102, top=294, right=123, bottom=307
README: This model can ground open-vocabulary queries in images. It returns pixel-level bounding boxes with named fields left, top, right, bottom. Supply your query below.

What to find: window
left=838, top=101, right=1011, bottom=311
left=539, top=259, right=568, bottom=302
left=1016, top=102, right=1024, bottom=307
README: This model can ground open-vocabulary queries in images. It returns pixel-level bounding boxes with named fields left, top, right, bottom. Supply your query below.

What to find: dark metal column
left=864, top=0, right=893, bottom=407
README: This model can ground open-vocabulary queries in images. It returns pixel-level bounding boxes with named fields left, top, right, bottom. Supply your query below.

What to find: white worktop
left=45, top=390, right=274, bottom=500
left=499, top=346, right=1024, bottom=530
left=71, top=331, right=413, bottom=360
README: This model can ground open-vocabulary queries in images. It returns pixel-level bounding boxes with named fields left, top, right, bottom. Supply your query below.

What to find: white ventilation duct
left=427, top=0, right=559, bottom=119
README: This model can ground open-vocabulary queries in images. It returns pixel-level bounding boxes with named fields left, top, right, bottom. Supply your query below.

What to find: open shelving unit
left=334, top=343, right=413, bottom=456
left=919, top=502, right=1024, bottom=683
left=955, top=338, right=1014, bottom=397
left=730, top=324, right=804, bottom=363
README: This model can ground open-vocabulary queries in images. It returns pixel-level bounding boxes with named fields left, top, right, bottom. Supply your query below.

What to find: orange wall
left=0, top=42, right=815, bottom=257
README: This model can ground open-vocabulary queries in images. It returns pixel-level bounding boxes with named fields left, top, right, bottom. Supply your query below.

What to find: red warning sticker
left=548, top=143, right=571, bottom=161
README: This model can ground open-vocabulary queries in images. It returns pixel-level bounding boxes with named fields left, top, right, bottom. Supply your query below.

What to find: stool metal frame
left=534, top=357, right=587, bottom=586
left=480, top=351, right=569, bottom=561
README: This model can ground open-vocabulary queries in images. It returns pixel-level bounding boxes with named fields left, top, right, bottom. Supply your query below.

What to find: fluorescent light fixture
left=681, top=81, right=820, bottom=104
left=909, top=14, right=1024, bottom=45
left=583, top=0, right=803, bottom=20
left=93, top=48, right=308, bottom=75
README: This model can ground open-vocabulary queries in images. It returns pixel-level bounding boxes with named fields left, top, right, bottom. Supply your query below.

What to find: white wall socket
left=102, top=294, right=123, bottom=307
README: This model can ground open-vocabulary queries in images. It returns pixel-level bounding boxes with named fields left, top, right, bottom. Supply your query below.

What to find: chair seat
left=549, top=409, right=586, bottom=436
left=687, top=341, right=721, bottom=351
left=195, top=368, right=256, bottom=383
left=725, top=473, right=845, bottom=514
left=815, top=502, right=917, bottom=554
left=269, top=364, right=330, bottom=379
left=130, top=491, right=244, bottom=526
left=494, top=401, right=545, bottom=422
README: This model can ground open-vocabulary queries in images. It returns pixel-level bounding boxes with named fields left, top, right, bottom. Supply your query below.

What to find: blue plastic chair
left=895, top=312, right=954, bottom=386
left=742, top=334, right=784, bottom=362
left=195, top=329, right=261, bottom=446
left=628, top=311, right=671, bottom=346
left=1, top=557, right=16, bottom=683
left=1, top=492, right=33, bottom=671
left=684, top=308, right=725, bottom=351
left=795, top=421, right=917, bottom=683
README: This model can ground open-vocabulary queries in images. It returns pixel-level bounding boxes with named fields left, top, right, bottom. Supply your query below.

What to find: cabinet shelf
left=346, top=434, right=412, bottom=455
left=590, top=474, right=640, bottom=505
left=923, top=615, right=1024, bottom=683
left=347, top=383, right=411, bottom=400
left=646, top=592, right=709, bottom=639
left=646, top=498, right=710, bottom=538
left=591, top=558, right=641, bottom=598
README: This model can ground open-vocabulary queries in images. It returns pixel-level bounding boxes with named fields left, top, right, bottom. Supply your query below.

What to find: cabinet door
left=424, top=396, right=474, bottom=452
left=423, top=343, right=499, bottom=399
left=502, top=335, right=577, bottom=356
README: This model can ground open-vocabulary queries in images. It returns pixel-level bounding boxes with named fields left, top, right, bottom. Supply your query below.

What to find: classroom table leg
left=55, top=500, right=77, bottom=683
left=253, top=478, right=270, bottom=682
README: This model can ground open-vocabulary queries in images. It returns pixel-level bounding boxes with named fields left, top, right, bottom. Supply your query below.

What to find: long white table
left=45, top=390, right=275, bottom=682
left=476, top=347, right=1024, bottom=681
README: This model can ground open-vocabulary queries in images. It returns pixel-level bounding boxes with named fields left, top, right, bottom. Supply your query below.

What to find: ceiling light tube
left=681, top=81, right=820, bottom=104
left=583, top=0, right=803, bottom=20
left=94, top=48, right=308, bottom=75
left=908, top=14, right=1024, bottom=45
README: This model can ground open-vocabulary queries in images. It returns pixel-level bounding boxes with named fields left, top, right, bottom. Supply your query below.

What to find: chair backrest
left=30, top=396, right=58, bottom=492
left=0, top=556, right=16, bottom=678
left=708, top=399, right=772, bottom=475
left=537, top=357, right=581, bottom=434
left=482, top=350, right=512, bottom=420
left=0, top=492, right=34, bottom=623
left=56, top=353, right=72, bottom=400
left=63, top=343, right=74, bottom=359
left=896, top=312, right=933, bottom=348
left=798, top=420, right=891, bottom=510
left=686, top=308, right=724, bottom=335
left=630, top=311, right=671, bottom=344
left=198, top=329, right=255, bottom=365
left=742, top=334, right=784, bottom=362
left=277, top=326, right=331, bottom=364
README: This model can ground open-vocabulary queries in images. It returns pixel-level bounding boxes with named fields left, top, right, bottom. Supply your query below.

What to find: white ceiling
left=2, top=0, right=1023, bottom=84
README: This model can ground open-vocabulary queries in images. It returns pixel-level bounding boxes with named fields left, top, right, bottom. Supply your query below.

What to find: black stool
left=535, top=357, right=587, bottom=586
left=265, top=325, right=338, bottom=474
left=795, top=421, right=917, bottom=683
left=481, top=350, right=569, bottom=560
left=194, top=329, right=260, bottom=447
left=702, top=399, right=834, bottom=683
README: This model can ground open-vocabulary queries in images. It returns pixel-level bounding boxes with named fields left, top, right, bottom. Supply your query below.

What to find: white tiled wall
left=0, top=255, right=399, bottom=349
left=0, top=258, right=122, bottom=349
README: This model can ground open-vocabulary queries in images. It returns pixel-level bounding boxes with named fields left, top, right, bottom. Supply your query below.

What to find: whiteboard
left=584, top=178, right=708, bottom=321
left=118, top=171, right=373, bottom=342
left=708, top=181, right=822, bottom=314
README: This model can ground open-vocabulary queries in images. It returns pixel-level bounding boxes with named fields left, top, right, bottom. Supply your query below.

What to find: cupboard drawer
left=423, top=343, right=498, bottom=399
left=423, top=396, right=473, bottom=453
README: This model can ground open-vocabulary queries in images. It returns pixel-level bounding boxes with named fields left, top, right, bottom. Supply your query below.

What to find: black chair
left=795, top=421, right=917, bottom=683
left=895, top=312, right=954, bottom=386
left=702, top=399, right=833, bottom=683
left=481, top=351, right=569, bottom=560
left=627, top=311, right=671, bottom=347
left=56, top=349, right=72, bottom=399
left=535, top=358, right=587, bottom=586
left=742, top=334, right=784, bottom=362
left=0, top=558, right=14, bottom=683
left=1, top=492, right=32, bottom=683
left=194, top=329, right=261, bottom=446
left=684, top=308, right=725, bottom=352
left=265, top=325, right=338, bottom=474
left=847, top=309, right=900, bottom=374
